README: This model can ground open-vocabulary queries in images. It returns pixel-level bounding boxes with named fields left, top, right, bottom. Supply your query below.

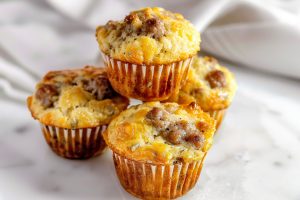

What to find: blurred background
left=0, top=0, right=300, bottom=200
left=1, top=0, right=300, bottom=102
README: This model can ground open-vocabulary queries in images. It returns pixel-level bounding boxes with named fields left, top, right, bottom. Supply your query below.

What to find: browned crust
left=27, top=66, right=130, bottom=128
left=42, top=66, right=107, bottom=83
left=164, top=56, right=237, bottom=112
left=95, top=7, right=200, bottom=65
left=103, top=102, right=216, bottom=165
left=95, top=38, right=196, bottom=65
left=27, top=96, right=129, bottom=129
left=27, top=96, right=35, bottom=119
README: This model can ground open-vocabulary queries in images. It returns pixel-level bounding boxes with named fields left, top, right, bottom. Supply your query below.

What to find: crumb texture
left=96, top=7, right=200, bottom=64
left=27, top=67, right=129, bottom=129
left=166, top=56, right=237, bottom=111
left=104, top=102, right=215, bottom=164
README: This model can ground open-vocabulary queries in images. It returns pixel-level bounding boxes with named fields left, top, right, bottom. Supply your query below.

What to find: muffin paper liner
left=101, top=53, right=193, bottom=101
left=40, top=124, right=107, bottom=159
left=207, top=109, right=226, bottom=130
left=112, top=152, right=207, bottom=199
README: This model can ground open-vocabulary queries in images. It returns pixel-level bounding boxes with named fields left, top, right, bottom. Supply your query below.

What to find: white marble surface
left=1, top=1, right=300, bottom=199
left=1, top=61, right=300, bottom=200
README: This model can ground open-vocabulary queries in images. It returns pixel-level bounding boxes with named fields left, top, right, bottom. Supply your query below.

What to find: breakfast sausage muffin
left=27, top=66, right=129, bottom=159
left=166, top=56, right=237, bottom=129
left=96, top=7, right=200, bottom=101
left=103, top=102, right=215, bottom=199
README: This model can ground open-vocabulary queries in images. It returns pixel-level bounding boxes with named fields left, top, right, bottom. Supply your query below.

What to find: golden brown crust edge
left=103, top=102, right=216, bottom=165
left=95, top=7, right=200, bottom=65
left=27, top=67, right=130, bottom=129
left=27, top=96, right=129, bottom=129
left=165, top=56, right=237, bottom=112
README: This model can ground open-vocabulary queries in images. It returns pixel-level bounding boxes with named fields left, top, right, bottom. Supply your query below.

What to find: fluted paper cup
left=101, top=53, right=193, bottom=101
left=40, top=124, right=107, bottom=159
left=112, top=152, right=207, bottom=199
left=207, top=109, right=226, bottom=130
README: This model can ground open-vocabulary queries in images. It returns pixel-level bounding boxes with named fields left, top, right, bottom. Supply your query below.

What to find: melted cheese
left=166, top=56, right=237, bottom=111
left=27, top=67, right=129, bottom=128
left=104, top=102, right=216, bottom=164
left=96, top=7, right=200, bottom=65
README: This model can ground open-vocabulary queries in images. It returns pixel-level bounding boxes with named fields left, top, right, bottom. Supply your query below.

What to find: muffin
left=96, top=7, right=200, bottom=101
left=166, top=56, right=237, bottom=129
left=103, top=102, right=215, bottom=199
left=27, top=66, right=129, bottom=159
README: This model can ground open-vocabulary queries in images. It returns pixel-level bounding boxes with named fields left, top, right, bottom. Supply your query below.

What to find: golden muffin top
left=96, top=7, right=200, bottom=65
left=167, top=56, right=237, bottom=111
left=27, top=66, right=129, bottom=129
left=103, top=102, right=215, bottom=164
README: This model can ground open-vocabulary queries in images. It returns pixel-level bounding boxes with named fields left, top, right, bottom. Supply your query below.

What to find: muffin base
left=102, top=53, right=193, bottom=101
left=41, top=124, right=107, bottom=159
left=112, top=152, right=207, bottom=199
left=207, top=109, right=226, bottom=130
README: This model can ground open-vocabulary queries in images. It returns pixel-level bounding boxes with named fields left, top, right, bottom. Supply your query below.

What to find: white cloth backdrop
left=0, top=0, right=300, bottom=102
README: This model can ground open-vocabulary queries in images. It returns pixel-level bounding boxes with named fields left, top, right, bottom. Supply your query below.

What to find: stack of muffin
left=27, top=7, right=237, bottom=199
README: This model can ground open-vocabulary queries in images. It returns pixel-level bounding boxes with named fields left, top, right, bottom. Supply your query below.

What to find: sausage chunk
left=35, top=84, right=59, bottom=108
left=205, top=70, right=226, bottom=88
left=167, top=120, right=205, bottom=149
left=121, top=14, right=166, bottom=39
left=197, top=121, right=209, bottom=132
left=145, top=108, right=206, bottom=149
left=184, top=133, right=205, bottom=149
left=82, top=75, right=115, bottom=100
left=142, top=18, right=166, bottom=39
left=124, top=14, right=135, bottom=24
left=145, top=107, right=170, bottom=131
